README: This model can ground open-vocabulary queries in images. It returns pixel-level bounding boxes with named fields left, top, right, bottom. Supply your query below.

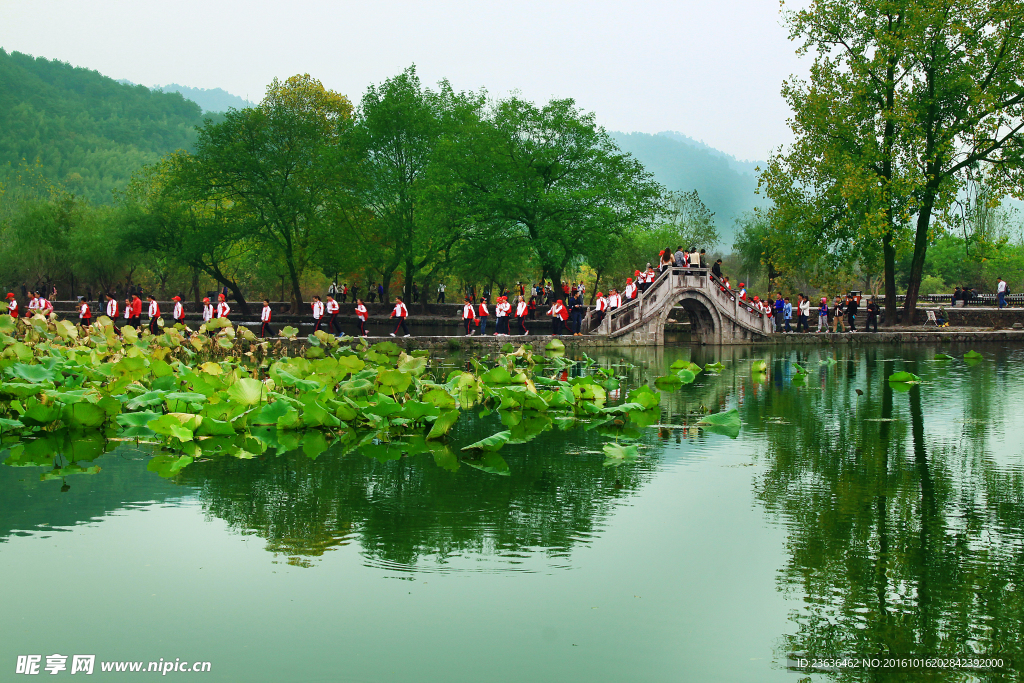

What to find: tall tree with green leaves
left=453, top=97, right=664, bottom=292
left=180, top=74, right=353, bottom=309
left=351, top=66, right=486, bottom=306
left=765, top=0, right=1024, bottom=324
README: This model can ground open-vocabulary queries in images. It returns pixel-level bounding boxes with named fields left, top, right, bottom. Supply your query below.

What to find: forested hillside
left=610, top=131, right=768, bottom=244
left=0, top=49, right=212, bottom=203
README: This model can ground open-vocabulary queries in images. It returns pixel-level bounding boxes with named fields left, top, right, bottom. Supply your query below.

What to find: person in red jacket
left=146, top=295, right=161, bottom=334
left=172, top=296, right=185, bottom=326
left=6, top=293, right=18, bottom=318
left=355, top=299, right=368, bottom=336
left=548, top=299, right=568, bottom=336
left=216, top=294, right=231, bottom=319
left=515, top=295, right=529, bottom=335
left=462, top=297, right=477, bottom=335
left=389, top=297, right=410, bottom=337
left=130, top=295, right=143, bottom=330
left=476, top=296, right=489, bottom=335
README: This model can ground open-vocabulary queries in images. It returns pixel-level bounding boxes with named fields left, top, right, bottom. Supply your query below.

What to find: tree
left=766, top=0, right=1024, bottom=325
left=454, top=97, right=664, bottom=292
left=660, top=190, right=719, bottom=252
left=350, top=67, right=486, bottom=307
left=181, top=74, right=353, bottom=309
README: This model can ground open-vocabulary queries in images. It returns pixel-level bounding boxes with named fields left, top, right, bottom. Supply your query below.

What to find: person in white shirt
left=78, top=298, right=91, bottom=328
left=997, top=277, right=1008, bottom=308
left=27, top=292, right=40, bottom=316
left=437, top=282, right=447, bottom=304
left=172, top=296, right=185, bottom=326
left=389, top=297, right=410, bottom=337
left=325, top=294, right=341, bottom=335
left=260, top=299, right=273, bottom=337
left=462, top=297, right=476, bottom=335
left=311, top=296, right=325, bottom=333
left=216, top=294, right=231, bottom=320
left=105, top=294, right=118, bottom=321
left=608, top=289, right=622, bottom=309
left=202, top=297, right=214, bottom=324
left=624, top=278, right=637, bottom=300
left=593, top=292, right=608, bottom=326
left=515, top=295, right=530, bottom=335
left=146, top=295, right=161, bottom=335
left=355, top=299, right=368, bottom=336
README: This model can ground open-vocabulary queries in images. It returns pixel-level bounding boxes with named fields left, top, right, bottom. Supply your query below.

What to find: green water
left=2, top=344, right=1023, bottom=682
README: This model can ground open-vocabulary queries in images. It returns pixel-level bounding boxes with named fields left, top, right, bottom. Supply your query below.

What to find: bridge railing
left=600, top=266, right=710, bottom=335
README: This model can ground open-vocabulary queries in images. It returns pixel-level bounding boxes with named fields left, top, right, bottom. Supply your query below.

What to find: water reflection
left=744, top=345, right=1024, bottom=679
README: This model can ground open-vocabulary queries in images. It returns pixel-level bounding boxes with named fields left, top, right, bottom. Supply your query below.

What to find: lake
left=2, top=343, right=1021, bottom=682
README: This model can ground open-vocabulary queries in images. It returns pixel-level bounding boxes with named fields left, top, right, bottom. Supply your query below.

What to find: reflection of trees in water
left=746, top=346, right=1024, bottom=679
left=177, top=424, right=657, bottom=569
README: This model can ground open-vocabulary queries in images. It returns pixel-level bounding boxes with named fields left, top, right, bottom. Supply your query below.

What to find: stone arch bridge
left=588, top=267, right=772, bottom=344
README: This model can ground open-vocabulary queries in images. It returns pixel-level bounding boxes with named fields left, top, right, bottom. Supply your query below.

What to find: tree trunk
left=882, top=231, right=898, bottom=327
left=590, top=270, right=603, bottom=305
left=902, top=188, right=937, bottom=326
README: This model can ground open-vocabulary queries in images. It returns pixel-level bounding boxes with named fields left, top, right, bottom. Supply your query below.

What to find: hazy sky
left=0, top=0, right=807, bottom=162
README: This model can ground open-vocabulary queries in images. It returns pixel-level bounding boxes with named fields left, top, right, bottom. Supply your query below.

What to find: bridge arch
left=655, top=289, right=723, bottom=345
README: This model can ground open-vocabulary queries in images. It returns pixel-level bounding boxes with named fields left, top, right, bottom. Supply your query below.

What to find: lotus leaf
left=603, top=443, right=639, bottom=467
left=888, top=371, right=921, bottom=383
left=426, top=410, right=460, bottom=439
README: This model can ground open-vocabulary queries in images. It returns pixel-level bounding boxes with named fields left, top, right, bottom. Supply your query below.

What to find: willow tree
left=764, top=0, right=1024, bottom=325
left=179, top=74, right=353, bottom=309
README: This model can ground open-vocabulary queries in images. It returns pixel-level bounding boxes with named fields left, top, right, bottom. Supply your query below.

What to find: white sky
left=0, top=0, right=807, bottom=162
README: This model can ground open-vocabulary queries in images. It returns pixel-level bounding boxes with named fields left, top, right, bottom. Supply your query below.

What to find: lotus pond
left=2, top=325, right=1023, bottom=681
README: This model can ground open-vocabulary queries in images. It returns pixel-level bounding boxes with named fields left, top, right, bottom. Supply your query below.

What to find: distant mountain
left=610, top=131, right=769, bottom=247
left=158, top=84, right=253, bottom=113
left=1, top=50, right=210, bottom=203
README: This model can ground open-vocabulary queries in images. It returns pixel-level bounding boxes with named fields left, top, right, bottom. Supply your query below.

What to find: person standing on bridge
left=660, top=248, right=673, bottom=272
left=593, top=292, right=608, bottom=326
left=608, top=288, right=622, bottom=310
left=673, top=246, right=686, bottom=268
left=624, top=277, right=636, bottom=301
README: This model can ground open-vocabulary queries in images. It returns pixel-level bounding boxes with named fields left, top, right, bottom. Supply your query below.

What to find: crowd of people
left=742, top=292, right=882, bottom=333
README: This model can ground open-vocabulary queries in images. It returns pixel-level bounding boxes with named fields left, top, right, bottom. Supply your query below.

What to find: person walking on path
left=172, top=296, right=185, bottom=326
left=390, top=297, right=410, bottom=337
left=311, top=296, right=325, bottom=333
left=495, top=296, right=510, bottom=335
left=832, top=296, right=846, bottom=333
left=477, top=296, right=490, bottom=336
left=773, top=293, right=784, bottom=333
left=326, top=295, right=341, bottom=335
left=997, top=277, right=1008, bottom=308
left=516, top=295, right=530, bottom=335
left=549, top=299, right=568, bottom=336
left=6, top=293, right=17, bottom=319
left=328, top=281, right=338, bottom=298
left=355, top=299, right=368, bottom=336
left=202, top=297, right=214, bottom=326
left=130, top=294, right=143, bottom=330
left=78, top=297, right=91, bottom=329
left=260, top=300, right=273, bottom=338
left=797, top=294, right=810, bottom=332
left=146, top=295, right=161, bottom=335
left=437, top=282, right=446, bottom=303
left=846, top=294, right=859, bottom=332
left=462, top=297, right=477, bottom=335
left=865, top=297, right=880, bottom=331
left=817, top=297, right=829, bottom=332
left=216, top=294, right=230, bottom=321
left=783, top=297, right=793, bottom=332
